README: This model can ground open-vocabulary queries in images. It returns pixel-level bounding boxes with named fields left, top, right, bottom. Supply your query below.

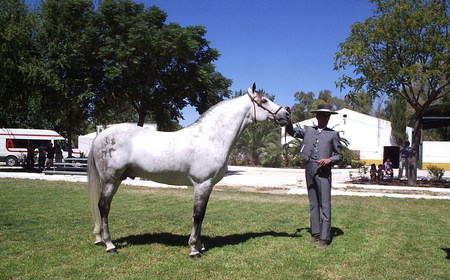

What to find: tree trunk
left=137, top=107, right=146, bottom=127
left=407, top=117, right=423, bottom=187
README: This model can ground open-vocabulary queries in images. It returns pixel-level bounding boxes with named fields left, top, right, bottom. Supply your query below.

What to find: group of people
left=369, top=159, right=393, bottom=181
left=25, top=142, right=63, bottom=170
left=369, top=141, right=414, bottom=181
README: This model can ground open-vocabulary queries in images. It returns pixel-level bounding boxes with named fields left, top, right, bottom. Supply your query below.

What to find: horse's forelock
left=254, top=91, right=265, bottom=102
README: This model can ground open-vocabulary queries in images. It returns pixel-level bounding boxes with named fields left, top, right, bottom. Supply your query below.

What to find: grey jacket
left=285, top=122, right=343, bottom=164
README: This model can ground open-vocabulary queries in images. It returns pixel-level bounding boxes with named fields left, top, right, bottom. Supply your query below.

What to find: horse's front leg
left=189, top=182, right=213, bottom=257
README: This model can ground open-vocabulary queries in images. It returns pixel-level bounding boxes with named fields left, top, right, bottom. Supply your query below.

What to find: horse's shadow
left=442, top=248, right=450, bottom=260
left=114, top=227, right=344, bottom=250
left=115, top=230, right=298, bottom=250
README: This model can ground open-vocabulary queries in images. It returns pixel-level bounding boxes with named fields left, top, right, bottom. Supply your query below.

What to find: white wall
left=422, top=141, right=450, bottom=169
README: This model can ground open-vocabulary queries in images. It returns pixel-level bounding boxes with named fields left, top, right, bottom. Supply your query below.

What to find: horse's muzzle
left=274, top=109, right=290, bottom=126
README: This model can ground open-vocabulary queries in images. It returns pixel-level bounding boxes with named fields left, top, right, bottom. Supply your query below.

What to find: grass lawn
left=0, top=178, right=449, bottom=279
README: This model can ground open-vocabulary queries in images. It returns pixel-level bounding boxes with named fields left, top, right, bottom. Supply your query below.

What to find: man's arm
left=329, top=131, right=343, bottom=164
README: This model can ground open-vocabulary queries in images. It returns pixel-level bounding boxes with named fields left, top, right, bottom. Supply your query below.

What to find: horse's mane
left=187, top=92, right=264, bottom=127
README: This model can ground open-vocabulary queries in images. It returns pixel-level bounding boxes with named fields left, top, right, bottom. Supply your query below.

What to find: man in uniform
left=285, top=104, right=342, bottom=249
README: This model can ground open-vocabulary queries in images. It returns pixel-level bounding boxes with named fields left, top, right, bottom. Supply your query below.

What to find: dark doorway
left=383, top=146, right=400, bottom=168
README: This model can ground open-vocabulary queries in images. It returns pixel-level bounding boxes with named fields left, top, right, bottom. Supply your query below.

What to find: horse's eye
left=261, top=98, right=268, bottom=104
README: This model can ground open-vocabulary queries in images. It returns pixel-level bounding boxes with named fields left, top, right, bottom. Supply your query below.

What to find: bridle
left=247, top=92, right=283, bottom=122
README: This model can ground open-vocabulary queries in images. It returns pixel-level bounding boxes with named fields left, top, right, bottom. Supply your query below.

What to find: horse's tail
left=87, top=150, right=102, bottom=236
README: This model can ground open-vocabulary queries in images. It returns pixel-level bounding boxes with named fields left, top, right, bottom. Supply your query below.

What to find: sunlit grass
left=0, top=178, right=449, bottom=279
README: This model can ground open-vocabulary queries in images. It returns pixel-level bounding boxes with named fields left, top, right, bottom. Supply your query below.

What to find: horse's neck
left=190, top=96, right=252, bottom=154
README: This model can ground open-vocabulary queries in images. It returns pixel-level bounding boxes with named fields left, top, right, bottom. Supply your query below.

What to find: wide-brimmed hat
left=310, top=104, right=338, bottom=114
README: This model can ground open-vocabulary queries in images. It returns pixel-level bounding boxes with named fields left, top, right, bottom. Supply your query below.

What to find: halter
left=247, top=92, right=283, bottom=122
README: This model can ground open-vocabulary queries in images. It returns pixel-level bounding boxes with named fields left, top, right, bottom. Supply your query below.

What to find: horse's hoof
left=95, top=241, right=105, bottom=247
left=190, top=252, right=202, bottom=258
left=106, top=248, right=118, bottom=254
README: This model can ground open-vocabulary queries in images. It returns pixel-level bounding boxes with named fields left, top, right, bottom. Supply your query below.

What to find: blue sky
left=141, top=0, right=376, bottom=126
left=26, top=0, right=376, bottom=126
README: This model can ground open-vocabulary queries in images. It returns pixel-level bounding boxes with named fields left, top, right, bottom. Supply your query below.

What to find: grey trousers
left=305, top=161, right=332, bottom=241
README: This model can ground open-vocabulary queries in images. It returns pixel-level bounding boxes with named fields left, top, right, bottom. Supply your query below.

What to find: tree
left=92, top=0, right=231, bottom=131
left=390, top=95, right=408, bottom=145
left=34, top=0, right=96, bottom=155
left=290, top=89, right=347, bottom=123
left=334, top=0, right=450, bottom=186
left=290, top=91, right=314, bottom=123
left=0, top=0, right=40, bottom=127
left=344, top=91, right=374, bottom=115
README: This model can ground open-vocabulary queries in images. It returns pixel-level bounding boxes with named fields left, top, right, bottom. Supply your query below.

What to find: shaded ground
left=347, top=178, right=450, bottom=188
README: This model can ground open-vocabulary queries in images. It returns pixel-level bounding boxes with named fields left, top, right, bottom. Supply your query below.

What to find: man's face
left=316, top=112, right=331, bottom=127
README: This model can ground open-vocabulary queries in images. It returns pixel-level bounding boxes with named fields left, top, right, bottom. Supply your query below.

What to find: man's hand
left=285, top=106, right=291, bottom=114
left=317, top=158, right=332, bottom=166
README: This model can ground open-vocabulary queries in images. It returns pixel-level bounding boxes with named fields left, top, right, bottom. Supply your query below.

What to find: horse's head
left=247, top=83, right=290, bottom=126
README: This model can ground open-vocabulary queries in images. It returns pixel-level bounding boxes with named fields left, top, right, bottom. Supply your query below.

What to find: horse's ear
left=252, top=83, right=256, bottom=93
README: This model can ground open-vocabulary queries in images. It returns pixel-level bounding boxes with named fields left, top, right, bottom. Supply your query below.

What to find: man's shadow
left=297, top=227, right=344, bottom=244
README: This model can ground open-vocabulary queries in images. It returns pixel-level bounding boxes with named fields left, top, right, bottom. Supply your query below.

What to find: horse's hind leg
left=189, top=182, right=213, bottom=257
left=98, top=181, right=120, bottom=253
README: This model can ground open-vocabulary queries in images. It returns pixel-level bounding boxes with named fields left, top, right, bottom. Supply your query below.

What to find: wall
left=421, top=141, right=450, bottom=170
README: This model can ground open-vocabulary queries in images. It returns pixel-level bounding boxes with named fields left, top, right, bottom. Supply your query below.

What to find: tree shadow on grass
left=114, top=230, right=298, bottom=250
left=441, top=248, right=450, bottom=260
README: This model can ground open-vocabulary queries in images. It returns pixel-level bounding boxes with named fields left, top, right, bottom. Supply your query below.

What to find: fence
left=44, top=158, right=87, bottom=175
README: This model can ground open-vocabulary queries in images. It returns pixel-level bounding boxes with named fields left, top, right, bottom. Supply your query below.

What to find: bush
left=427, top=164, right=445, bottom=181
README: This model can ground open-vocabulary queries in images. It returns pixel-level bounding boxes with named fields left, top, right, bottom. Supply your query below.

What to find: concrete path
left=1, top=165, right=449, bottom=200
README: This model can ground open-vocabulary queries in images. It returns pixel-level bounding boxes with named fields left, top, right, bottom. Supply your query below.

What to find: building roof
left=422, top=103, right=450, bottom=130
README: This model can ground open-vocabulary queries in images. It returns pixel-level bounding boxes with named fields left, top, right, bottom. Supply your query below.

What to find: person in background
left=26, top=144, right=35, bottom=169
left=285, top=104, right=342, bottom=250
left=398, top=140, right=413, bottom=179
left=377, top=164, right=384, bottom=180
left=384, top=158, right=393, bottom=178
left=370, top=163, right=377, bottom=181
left=45, top=143, right=55, bottom=170
left=54, top=144, right=63, bottom=163
left=38, top=144, right=46, bottom=170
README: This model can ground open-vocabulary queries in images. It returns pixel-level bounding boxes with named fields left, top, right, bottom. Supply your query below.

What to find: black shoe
left=316, top=240, right=329, bottom=250
left=309, top=235, right=320, bottom=243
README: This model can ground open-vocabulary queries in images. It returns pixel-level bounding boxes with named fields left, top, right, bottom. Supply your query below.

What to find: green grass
left=0, top=178, right=449, bottom=279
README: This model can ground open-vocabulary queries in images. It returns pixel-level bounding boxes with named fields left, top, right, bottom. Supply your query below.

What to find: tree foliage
left=0, top=0, right=231, bottom=141
left=35, top=0, right=95, bottom=154
left=91, top=0, right=231, bottom=130
left=0, top=0, right=39, bottom=127
left=334, top=0, right=450, bottom=185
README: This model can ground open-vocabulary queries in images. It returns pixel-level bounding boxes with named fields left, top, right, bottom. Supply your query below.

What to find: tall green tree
left=390, top=95, right=408, bottom=145
left=335, top=0, right=450, bottom=186
left=290, top=91, right=314, bottom=123
left=35, top=0, right=96, bottom=154
left=0, top=0, right=39, bottom=127
left=290, top=89, right=347, bottom=123
left=92, top=0, right=231, bottom=131
left=344, top=91, right=374, bottom=115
